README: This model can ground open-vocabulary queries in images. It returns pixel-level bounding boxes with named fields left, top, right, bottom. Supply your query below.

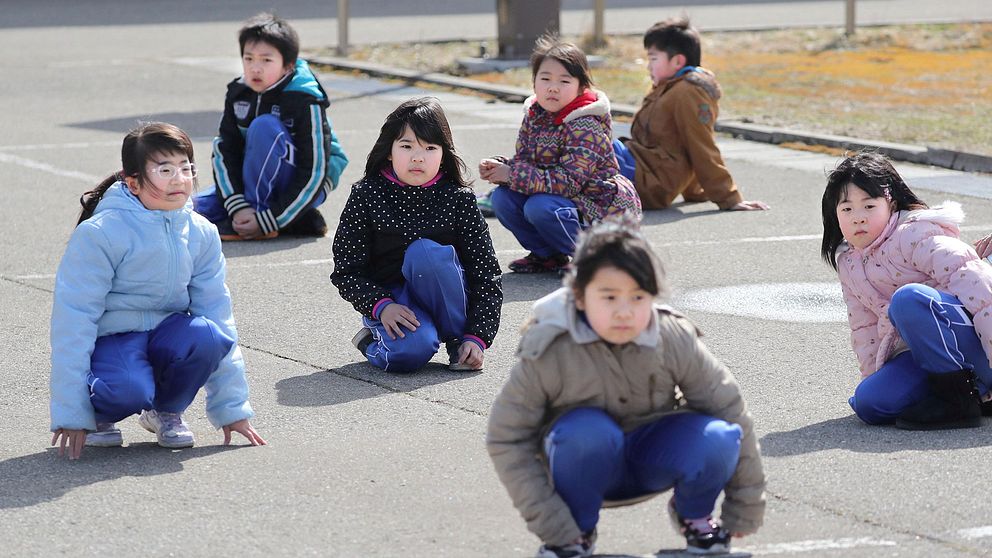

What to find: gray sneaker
left=85, top=422, right=123, bottom=447
left=139, top=410, right=195, bottom=448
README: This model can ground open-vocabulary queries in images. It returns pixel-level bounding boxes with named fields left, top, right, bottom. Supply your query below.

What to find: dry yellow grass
left=327, top=23, right=992, bottom=156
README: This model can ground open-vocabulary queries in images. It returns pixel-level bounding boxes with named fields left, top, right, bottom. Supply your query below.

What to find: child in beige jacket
left=486, top=218, right=765, bottom=557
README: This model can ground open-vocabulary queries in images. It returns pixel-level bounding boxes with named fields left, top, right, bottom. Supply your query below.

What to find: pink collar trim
left=381, top=168, right=444, bottom=188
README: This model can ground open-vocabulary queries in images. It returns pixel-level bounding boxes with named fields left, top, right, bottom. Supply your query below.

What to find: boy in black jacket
left=194, top=12, right=348, bottom=240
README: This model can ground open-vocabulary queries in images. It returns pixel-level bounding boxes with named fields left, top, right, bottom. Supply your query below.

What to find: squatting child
left=614, top=17, right=768, bottom=212
left=478, top=36, right=641, bottom=274
left=487, top=218, right=765, bottom=557
left=194, top=12, right=348, bottom=240
left=50, top=122, right=265, bottom=460
left=331, top=97, right=503, bottom=373
left=822, top=151, right=992, bottom=430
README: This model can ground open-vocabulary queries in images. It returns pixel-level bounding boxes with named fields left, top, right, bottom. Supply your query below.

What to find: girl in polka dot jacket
left=821, top=151, right=992, bottom=431
left=331, top=97, right=503, bottom=373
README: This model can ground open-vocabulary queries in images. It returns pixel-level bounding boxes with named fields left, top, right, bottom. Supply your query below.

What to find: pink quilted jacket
left=837, top=202, right=992, bottom=377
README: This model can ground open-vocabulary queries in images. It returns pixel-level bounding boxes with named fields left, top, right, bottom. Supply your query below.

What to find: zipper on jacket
left=165, top=218, right=179, bottom=306
left=255, top=92, right=262, bottom=118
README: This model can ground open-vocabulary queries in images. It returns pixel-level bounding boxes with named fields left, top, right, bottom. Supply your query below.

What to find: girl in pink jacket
left=821, top=152, right=992, bottom=430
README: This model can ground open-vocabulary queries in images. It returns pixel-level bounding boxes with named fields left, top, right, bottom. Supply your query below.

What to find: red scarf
left=552, top=90, right=598, bottom=125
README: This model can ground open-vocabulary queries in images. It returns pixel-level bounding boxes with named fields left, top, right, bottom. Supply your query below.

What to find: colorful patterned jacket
left=504, top=90, right=641, bottom=223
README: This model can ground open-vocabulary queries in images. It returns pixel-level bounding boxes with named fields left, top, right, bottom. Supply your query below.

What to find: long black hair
left=565, top=214, right=668, bottom=300
left=364, top=97, right=470, bottom=188
left=77, top=122, right=196, bottom=226
left=820, top=151, right=928, bottom=269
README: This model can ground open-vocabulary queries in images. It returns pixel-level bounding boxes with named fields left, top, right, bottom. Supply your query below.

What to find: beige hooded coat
left=486, top=288, right=765, bottom=545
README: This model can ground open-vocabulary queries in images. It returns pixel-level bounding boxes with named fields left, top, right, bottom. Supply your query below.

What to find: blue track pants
left=545, top=407, right=742, bottom=534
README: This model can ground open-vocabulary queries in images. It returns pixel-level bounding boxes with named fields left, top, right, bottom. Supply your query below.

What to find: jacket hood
left=522, top=89, right=611, bottom=123
left=283, top=59, right=326, bottom=100
left=521, top=287, right=660, bottom=357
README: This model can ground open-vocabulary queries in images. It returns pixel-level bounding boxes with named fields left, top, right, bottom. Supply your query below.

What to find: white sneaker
left=85, top=422, right=123, bottom=447
left=139, top=410, right=195, bottom=448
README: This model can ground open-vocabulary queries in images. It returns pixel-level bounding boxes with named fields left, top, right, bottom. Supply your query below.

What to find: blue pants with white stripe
left=545, top=408, right=742, bottom=534
left=849, top=283, right=992, bottom=424
left=361, top=239, right=469, bottom=373
left=87, top=313, right=234, bottom=423
left=489, top=186, right=582, bottom=257
left=194, top=114, right=325, bottom=224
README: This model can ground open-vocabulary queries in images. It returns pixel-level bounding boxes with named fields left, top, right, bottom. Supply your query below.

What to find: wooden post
left=593, top=0, right=605, bottom=48
left=337, top=0, right=349, bottom=56
left=845, top=0, right=856, bottom=36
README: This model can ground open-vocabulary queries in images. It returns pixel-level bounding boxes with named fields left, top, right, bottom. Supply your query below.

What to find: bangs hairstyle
left=643, top=16, right=701, bottom=67
left=820, top=151, right=928, bottom=269
left=530, top=35, right=594, bottom=91
left=78, top=122, right=195, bottom=225
left=364, top=97, right=471, bottom=188
left=238, top=12, right=300, bottom=67
left=565, top=215, right=668, bottom=300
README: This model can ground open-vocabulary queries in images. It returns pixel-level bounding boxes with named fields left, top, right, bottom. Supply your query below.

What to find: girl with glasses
left=49, top=122, right=266, bottom=459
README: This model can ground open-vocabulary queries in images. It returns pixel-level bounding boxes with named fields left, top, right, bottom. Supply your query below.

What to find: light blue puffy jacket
left=50, top=182, right=254, bottom=431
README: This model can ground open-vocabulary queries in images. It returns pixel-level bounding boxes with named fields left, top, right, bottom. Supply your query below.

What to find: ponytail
left=76, top=172, right=121, bottom=226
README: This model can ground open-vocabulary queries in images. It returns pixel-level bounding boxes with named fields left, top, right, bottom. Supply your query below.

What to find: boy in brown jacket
left=613, top=17, right=769, bottom=212
left=487, top=219, right=765, bottom=557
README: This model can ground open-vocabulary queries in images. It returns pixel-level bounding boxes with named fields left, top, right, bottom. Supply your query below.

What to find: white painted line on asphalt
left=737, top=537, right=898, bottom=554
left=9, top=224, right=991, bottom=282
left=958, top=526, right=992, bottom=539
left=675, top=282, right=847, bottom=323
left=0, top=152, right=99, bottom=183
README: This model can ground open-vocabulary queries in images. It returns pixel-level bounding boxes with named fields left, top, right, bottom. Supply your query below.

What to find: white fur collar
left=901, top=200, right=964, bottom=228
left=522, top=89, right=611, bottom=123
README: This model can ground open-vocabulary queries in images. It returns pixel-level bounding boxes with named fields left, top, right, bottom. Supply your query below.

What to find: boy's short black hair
left=643, top=16, right=701, bottom=68
left=239, top=12, right=300, bottom=67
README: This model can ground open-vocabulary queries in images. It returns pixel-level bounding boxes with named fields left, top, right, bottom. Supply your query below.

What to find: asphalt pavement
left=2, top=4, right=992, bottom=558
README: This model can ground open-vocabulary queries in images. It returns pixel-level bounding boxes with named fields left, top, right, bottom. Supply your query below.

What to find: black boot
left=895, top=370, right=982, bottom=430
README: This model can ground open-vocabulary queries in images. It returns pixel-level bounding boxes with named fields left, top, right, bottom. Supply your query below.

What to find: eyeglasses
left=148, top=163, right=198, bottom=180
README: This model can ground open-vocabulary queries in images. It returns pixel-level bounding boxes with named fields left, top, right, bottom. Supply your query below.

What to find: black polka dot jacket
left=331, top=173, right=503, bottom=347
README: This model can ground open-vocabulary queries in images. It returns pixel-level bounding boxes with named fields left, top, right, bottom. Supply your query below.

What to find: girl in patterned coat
left=331, top=97, right=503, bottom=373
left=478, top=36, right=641, bottom=274
left=821, top=151, right=992, bottom=430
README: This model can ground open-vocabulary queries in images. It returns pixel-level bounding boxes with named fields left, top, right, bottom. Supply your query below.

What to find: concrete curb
left=310, top=55, right=992, bottom=174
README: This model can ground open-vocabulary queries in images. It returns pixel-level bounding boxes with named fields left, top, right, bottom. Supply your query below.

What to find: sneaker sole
left=139, top=414, right=196, bottom=449
left=219, top=231, right=279, bottom=241
left=85, top=435, right=123, bottom=448
left=686, top=543, right=730, bottom=555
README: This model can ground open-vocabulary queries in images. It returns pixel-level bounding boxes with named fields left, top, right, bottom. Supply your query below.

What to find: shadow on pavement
left=219, top=235, right=322, bottom=258
left=0, top=443, right=237, bottom=509
left=276, top=361, right=481, bottom=407
left=67, top=111, right=223, bottom=139
left=760, top=415, right=992, bottom=457
left=500, top=272, right=564, bottom=304
left=640, top=203, right=724, bottom=227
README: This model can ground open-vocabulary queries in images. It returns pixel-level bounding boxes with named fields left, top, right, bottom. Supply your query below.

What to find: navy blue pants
left=361, top=239, right=469, bottom=373
left=849, top=283, right=992, bottom=424
left=612, top=139, right=636, bottom=181
left=545, top=407, right=742, bottom=533
left=489, top=186, right=581, bottom=257
left=194, top=114, right=325, bottom=224
left=87, top=313, right=234, bottom=423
